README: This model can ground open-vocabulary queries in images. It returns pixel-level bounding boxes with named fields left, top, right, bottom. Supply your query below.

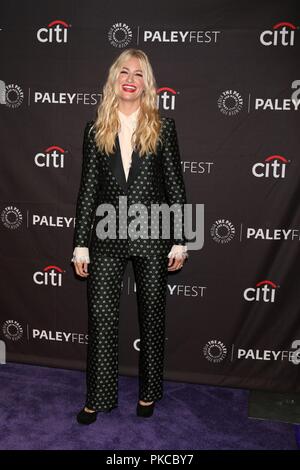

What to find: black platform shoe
left=77, top=407, right=98, bottom=425
left=136, top=401, right=155, bottom=418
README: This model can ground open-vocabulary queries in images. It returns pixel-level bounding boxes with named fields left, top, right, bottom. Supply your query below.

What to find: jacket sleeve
left=72, top=121, right=100, bottom=249
left=161, top=117, right=187, bottom=245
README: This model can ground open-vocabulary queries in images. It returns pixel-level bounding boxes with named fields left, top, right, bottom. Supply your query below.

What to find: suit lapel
left=105, top=134, right=145, bottom=194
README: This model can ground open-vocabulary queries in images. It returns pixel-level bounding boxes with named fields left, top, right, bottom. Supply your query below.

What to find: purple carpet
left=0, top=362, right=298, bottom=450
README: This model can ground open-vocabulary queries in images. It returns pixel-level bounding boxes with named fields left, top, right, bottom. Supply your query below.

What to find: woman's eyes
left=120, top=71, right=143, bottom=77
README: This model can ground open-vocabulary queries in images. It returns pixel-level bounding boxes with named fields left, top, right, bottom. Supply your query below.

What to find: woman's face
left=116, top=56, right=145, bottom=105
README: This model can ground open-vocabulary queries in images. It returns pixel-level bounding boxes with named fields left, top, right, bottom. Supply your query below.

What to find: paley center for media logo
left=0, top=80, right=24, bottom=108
left=108, top=23, right=133, bottom=48
left=0, top=78, right=102, bottom=107
left=203, top=340, right=228, bottom=363
left=209, top=217, right=300, bottom=244
left=218, top=80, right=300, bottom=115
left=1, top=321, right=22, bottom=362
left=1, top=204, right=75, bottom=231
left=217, top=90, right=243, bottom=116
left=1, top=320, right=88, bottom=345
left=1, top=206, right=23, bottom=229
left=2, top=320, right=24, bottom=342
left=108, top=22, right=221, bottom=48
left=210, top=219, right=236, bottom=244
left=203, top=339, right=300, bottom=365
left=209, top=216, right=300, bottom=244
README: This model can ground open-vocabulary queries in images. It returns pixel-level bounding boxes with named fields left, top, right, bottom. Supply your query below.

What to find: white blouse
left=72, top=108, right=188, bottom=264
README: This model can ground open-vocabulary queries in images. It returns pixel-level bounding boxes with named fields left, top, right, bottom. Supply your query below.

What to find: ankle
left=139, top=400, right=154, bottom=406
left=84, top=406, right=96, bottom=413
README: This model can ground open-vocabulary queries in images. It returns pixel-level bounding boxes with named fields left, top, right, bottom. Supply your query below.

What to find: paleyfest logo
left=236, top=341, right=300, bottom=365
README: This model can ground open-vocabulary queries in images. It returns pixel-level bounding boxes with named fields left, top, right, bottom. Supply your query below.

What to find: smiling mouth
left=122, top=84, right=137, bottom=93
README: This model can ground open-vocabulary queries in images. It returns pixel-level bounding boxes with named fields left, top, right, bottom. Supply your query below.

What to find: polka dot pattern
left=73, top=117, right=188, bottom=256
left=85, top=254, right=169, bottom=411
left=73, top=116, right=188, bottom=412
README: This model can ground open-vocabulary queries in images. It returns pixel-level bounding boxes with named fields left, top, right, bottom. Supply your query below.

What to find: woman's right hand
left=74, top=261, right=89, bottom=278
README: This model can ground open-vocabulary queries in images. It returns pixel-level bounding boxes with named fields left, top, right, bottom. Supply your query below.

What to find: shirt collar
left=118, top=106, right=140, bottom=126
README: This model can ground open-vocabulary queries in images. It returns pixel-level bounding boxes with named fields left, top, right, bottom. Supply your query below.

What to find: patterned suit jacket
left=73, top=117, right=188, bottom=259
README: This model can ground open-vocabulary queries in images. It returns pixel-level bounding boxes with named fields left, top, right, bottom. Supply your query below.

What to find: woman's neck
left=118, top=101, right=140, bottom=117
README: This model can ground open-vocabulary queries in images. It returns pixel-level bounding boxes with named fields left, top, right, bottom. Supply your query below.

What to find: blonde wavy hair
left=93, top=48, right=163, bottom=157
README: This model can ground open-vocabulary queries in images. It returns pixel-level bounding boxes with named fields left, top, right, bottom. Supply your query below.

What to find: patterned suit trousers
left=85, top=253, right=169, bottom=411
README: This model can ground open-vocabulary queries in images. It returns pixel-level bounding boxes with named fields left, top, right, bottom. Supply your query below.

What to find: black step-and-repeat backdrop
left=1, top=1, right=299, bottom=392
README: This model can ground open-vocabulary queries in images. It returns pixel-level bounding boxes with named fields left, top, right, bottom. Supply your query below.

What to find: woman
left=71, top=48, right=188, bottom=425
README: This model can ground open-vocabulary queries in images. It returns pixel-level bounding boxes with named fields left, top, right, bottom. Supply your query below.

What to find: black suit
left=73, top=117, right=188, bottom=411
left=73, top=117, right=187, bottom=257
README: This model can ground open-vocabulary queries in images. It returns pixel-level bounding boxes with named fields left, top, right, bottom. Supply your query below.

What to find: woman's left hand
left=168, top=255, right=187, bottom=272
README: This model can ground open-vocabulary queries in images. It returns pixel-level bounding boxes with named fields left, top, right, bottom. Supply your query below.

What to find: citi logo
left=252, top=155, right=289, bottom=179
left=157, top=87, right=177, bottom=110
left=260, top=22, right=296, bottom=46
left=133, top=337, right=168, bottom=351
left=243, top=280, right=279, bottom=303
left=34, top=146, right=66, bottom=168
left=37, top=20, right=71, bottom=43
left=33, top=265, right=65, bottom=286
